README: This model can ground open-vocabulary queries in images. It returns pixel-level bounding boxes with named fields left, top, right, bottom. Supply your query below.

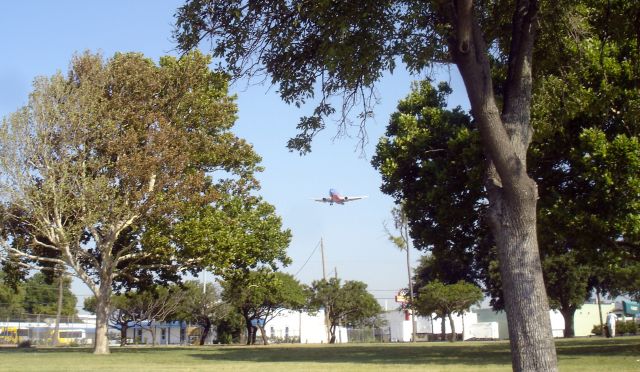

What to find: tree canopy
left=175, top=280, right=230, bottom=346
left=222, top=269, right=307, bottom=345
left=174, top=1, right=616, bottom=368
left=0, top=50, right=289, bottom=354
left=306, top=277, right=382, bottom=344
left=414, top=280, right=483, bottom=341
left=0, top=272, right=77, bottom=319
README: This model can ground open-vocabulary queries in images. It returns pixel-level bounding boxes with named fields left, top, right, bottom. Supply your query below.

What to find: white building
left=266, top=309, right=347, bottom=344
left=382, top=309, right=481, bottom=342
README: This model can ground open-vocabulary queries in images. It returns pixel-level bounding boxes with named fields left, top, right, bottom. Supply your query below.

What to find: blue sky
left=0, top=1, right=469, bottom=310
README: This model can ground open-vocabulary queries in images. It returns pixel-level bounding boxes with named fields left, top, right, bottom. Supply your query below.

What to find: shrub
left=616, top=321, right=626, bottom=334
left=18, top=340, right=31, bottom=348
left=590, top=324, right=604, bottom=336
left=621, top=320, right=637, bottom=335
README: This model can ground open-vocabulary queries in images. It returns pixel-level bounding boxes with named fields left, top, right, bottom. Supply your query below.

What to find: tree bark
left=451, top=1, right=558, bottom=370
left=199, top=317, right=211, bottom=346
left=329, top=324, right=336, bottom=344
left=448, top=314, right=457, bottom=342
left=560, top=307, right=576, bottom=338
left=52, top=273, right=64, bottom=347
left=258, top=325, right=268, bottom=345
left=440, top=315, right=446, bottom=341
left=120, top=323, right=128, bottom=346
left=93, top=280, right=113, bottom=354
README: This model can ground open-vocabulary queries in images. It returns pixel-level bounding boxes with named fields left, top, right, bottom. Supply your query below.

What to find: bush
left=591, top=324, right=604, bottom=336
left=18, top=340, right=31, bottom=348
left=617, top=320, right=637, bottom=335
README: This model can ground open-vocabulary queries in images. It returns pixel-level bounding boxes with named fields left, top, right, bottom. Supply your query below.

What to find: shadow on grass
left=0, top=336, right=636, bottom=367
left=188, top=342, right=514, bottom=366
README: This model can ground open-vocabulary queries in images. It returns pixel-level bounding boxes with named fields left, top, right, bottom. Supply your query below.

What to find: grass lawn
left=0, top=336, right=638, bottom=371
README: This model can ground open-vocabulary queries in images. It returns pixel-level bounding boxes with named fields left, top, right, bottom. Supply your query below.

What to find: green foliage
left=414, top=280, right=483, bottom=319
left=222, top=269, right=306, bottom=344
left=22, top=273, right=76, bottom=317
left=307, top=277, right=381, bottom=343
left=372, top=81, right=489, bottom=287
left=0, top=50, right=290, bottom=352
left=0, top=272, right=76, bottom=318
left=616, top=321, right=638, bottom=336
left=174, top=280, right=230, bottom=345
left=530, top=0, right=640, bottom=303
left=591, top=324, right=604, bottom=336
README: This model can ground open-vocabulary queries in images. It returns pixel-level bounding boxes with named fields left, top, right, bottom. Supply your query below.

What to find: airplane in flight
left=314, top=188, right=368, bottom=205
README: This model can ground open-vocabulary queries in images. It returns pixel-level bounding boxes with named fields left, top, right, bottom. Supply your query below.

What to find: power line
left=293, top=240, right=321, bottom=278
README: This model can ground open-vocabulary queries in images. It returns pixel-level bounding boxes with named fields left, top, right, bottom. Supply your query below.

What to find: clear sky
left=0, top=1, right=469, bottom=311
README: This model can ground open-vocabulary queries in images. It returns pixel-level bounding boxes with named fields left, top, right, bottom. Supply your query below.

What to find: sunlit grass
left=0, top=336, right=638, bottom=371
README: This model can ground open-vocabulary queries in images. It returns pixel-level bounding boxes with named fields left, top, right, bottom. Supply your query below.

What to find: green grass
left=0, top=337, right=638, bottom=371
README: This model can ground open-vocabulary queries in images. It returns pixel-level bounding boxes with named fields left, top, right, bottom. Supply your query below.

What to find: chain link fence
left=0, top=313, right=96, bottom=347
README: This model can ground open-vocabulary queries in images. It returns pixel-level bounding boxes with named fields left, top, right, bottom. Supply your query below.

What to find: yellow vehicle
left=0, top=327, right=29, bottom=344
left=52, top=329, right=86, bottom=345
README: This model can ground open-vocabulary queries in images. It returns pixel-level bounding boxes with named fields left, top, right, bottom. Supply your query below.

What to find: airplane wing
left=313, top=198, right=331, bottom=203
left=341, top=195, right=368, bottom=202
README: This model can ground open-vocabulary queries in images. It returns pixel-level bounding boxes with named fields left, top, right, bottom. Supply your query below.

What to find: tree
left=414, top=280, right=483, bottom=342
left=175, top=280, right=230, bottom=345
left=84, top=294, right=140, bottom=346
left=85, top=285, right=188, bottom=347
left=373, top=81, right=490, bottom=288
left=307, top=278, right=381, bottom=344
left=0, top=51, right=278, bottom=354
left=0, top=272, right=26, bottom=319
left=174, top=3, right=559, bottom=367
left=131, top=286, right=188, bottom=347
left=22, top=273, right=76, bottom=317
left=528, top=0, right=640, bottom=335
left=222, top=270, right=306, bottom=345
left=375, top=58, right=640, bottom=338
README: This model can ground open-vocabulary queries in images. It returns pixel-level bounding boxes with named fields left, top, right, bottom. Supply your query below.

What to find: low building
left=266, top=309, right=347, bottom=344
left=381, top=309, right=480, bottom=342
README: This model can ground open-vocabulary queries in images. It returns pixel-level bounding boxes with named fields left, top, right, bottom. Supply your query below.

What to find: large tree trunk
left=440, top=315, right=446, bottom=341
left=452, top=1, right=558, bottom=370
left=93, top=280, right=112, bottom=355
left=491, top=194, right=557, bottom=370
left=560, top=307, right=576, bottom=338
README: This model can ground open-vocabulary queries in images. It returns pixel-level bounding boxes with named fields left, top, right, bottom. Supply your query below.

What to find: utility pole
left=320, top=238, right=330, bottom=343
left=320, top=238, right=326, bottom=280
left=53, top=268, right=64, bottom=346
left=387, top=204, right=417, bottom=343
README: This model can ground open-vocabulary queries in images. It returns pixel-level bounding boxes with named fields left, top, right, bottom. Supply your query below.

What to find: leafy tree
left=85, top=285, right=188, bottom=347
left=414, top=280, right=483, bottom=342
left=22, top=273, right=76, bottom=317
left=373, top=81, right=490, bottom=288
left=0, top=272, right=26, bottom=319
left=528, top=0, right=640, bottom=335
left=84, top=294, right=141, bottom=346
left=307, top=278, right=381, bottom=344
left=175, top=280, right=230, bottom=345
left=0, top=272, right=76, bottom=320
left=173, top=2, right=562, bottom=367
left=373, top=66, right=638, bottom=337
left=130, top=286, right=188, bottom=347
left=215, top=311, right=245, bottom=344
left=222, top=270, right=306, bottom=345
left=0, top=51, right=279, bottom=354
